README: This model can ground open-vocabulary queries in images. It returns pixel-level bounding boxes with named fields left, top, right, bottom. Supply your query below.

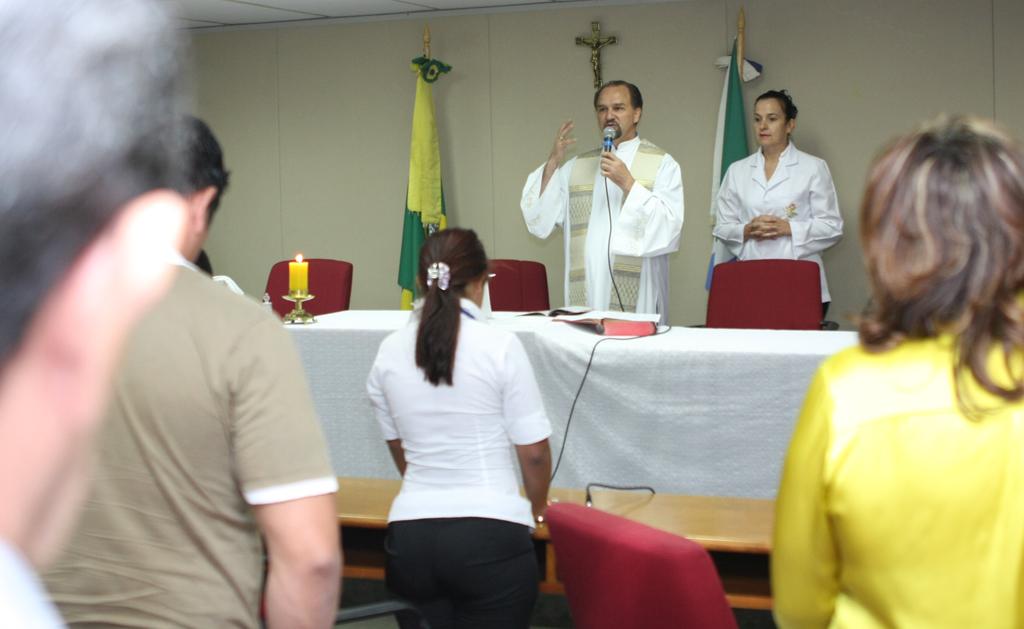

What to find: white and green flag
left=706, top=41, right=762, bottom=289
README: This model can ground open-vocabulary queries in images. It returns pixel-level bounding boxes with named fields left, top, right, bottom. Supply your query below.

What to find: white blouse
left=713, top=142, right=843, bottom=302
left=366, top=299, right=551, bottom=528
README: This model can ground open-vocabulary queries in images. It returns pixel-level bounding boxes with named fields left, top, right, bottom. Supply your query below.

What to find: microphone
left=602, top=126, right=617, bottom=152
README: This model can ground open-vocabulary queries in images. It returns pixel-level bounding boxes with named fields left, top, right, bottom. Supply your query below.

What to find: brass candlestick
left=283, top=291, right=316, bottom=324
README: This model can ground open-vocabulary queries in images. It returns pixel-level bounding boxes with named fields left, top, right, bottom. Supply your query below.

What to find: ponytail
left=414, top=229, right=488, bottom=386
left=416, top=262, right=460, bottom=385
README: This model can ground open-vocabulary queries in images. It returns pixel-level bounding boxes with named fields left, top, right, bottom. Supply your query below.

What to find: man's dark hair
left=0, top=0, right=185, bottom=364
left=183, top=116, right=230, bottom=225
left=594, top=80, right=644, bottom=109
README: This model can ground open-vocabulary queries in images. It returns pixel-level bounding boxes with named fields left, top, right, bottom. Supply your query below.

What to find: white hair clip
left=426, top=261, right=451, bottom=291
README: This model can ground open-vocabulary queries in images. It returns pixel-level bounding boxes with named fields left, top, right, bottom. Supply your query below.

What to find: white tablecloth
left=288, top=311, right=857, bottom=498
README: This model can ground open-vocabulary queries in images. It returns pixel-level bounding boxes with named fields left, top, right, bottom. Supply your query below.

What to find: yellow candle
left=289, top=254, right=308, bottom=294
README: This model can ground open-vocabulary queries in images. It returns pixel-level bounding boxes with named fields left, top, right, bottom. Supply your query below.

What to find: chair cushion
left=265, top=258, right=353, bottom=317
left=489, top=259, right=550, bottom=311
left=547, top=503, right=737, bottom=629
left=706, top=259, right=821, bottom=329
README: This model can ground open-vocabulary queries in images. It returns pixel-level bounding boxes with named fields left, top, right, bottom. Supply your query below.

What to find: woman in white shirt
left=366, top=228, right=552, bottom=629
left=713, top=89, right=843, bottom=315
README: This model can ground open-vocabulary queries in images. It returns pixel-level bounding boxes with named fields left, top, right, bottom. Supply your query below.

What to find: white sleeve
left=520, top=157, right=575, bottom=240
left=789, top=159, right=843, bottom=259
left=712, top=163, right=748, bottom=258
left=499, top=335, right=552, bottom=445
left=366, top=348, right=399, bottom=441
left=245, top=477, right=339, bottom=506
left=611, top=153, right=684, bottom=257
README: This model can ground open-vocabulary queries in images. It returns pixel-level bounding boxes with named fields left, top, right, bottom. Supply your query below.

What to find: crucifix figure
left=575, top=21, right=616, bottom=88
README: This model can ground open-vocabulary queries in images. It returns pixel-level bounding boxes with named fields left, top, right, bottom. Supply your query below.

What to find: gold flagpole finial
left=737, top=8, right=745, bottom=74
left=423, top=24, right=431, bottom=59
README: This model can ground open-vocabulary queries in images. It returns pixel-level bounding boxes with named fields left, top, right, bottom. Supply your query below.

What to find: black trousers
left=385, top=518, right=539, bottom=629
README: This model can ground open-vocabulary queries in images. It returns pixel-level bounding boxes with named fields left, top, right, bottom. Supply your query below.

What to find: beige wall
left=192, top=0, right=1020, bottom=328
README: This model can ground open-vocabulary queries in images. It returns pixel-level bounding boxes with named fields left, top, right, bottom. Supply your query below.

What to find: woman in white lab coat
left=713, top=90, right=843, bottom=315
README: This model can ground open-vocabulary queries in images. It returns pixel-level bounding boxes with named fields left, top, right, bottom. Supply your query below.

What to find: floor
left=337, top=579, right=777, bottom=628
left=336, top=619, right=395, bottom=629
left=338, top=620, right=563, bottom=629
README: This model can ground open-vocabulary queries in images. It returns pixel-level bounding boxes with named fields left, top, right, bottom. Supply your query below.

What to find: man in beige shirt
left=45, top=118, right=342, bottom=628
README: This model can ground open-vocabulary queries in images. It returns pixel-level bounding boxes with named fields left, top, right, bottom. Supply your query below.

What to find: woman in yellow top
left=773, top=116, right=1024, bottom=629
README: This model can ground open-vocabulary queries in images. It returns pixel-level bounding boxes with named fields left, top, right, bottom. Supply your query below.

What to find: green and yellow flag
left=398, top=55, right=451, bottom=309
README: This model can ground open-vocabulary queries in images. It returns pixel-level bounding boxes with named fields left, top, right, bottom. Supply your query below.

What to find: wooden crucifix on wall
left=576, top=21, right=617, bottom=88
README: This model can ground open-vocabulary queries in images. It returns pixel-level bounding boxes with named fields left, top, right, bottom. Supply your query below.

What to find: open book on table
left=551, top=310, right=660, bottom=337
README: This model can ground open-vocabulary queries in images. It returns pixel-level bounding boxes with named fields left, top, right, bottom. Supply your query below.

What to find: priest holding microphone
left=519, top=80, right=684, bottom=324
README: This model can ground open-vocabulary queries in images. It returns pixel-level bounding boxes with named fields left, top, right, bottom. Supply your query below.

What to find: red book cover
left=559, top=317, right=657, bottom=337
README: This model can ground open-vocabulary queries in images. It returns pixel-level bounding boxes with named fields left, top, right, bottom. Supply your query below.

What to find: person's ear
left=183, top=185, right=217, bottom=249
left=186, top=186, right=216, bottom=229
left=464, top=273, right=487, bottom=307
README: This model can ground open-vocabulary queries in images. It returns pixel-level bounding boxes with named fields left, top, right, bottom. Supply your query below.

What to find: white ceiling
left=166, top=0, right=610, bottom=29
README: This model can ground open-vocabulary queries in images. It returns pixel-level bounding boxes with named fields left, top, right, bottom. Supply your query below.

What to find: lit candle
left=289, top=254, right=308, bottom=295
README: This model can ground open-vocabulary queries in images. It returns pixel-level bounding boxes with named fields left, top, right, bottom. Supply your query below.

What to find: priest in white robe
left=520, top=81, right=684, bottom=324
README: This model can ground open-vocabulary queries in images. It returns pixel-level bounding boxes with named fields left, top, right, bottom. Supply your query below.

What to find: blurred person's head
left=179, top=116, right=230, bottom=261
left=859, top=116, right=1024, bottom=412
left=416, top=229, right=490, bottom=386
left=0, top=0, right=187, bottom=566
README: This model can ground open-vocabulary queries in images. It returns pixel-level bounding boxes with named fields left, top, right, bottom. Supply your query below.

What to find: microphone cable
left=604, top=175, right=627, bottom=314
left=584, top=482, right=655, bottom=507
left=549, top=323, right=673, bottom=483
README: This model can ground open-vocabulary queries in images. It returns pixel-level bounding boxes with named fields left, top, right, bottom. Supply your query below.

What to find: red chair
left=488, top=259, right=550, bottom=311
left=264, top=258, right=353, bottom=317
left=546, top=503, right=737, bottom=629
left=706, top=259, right=822, bottom=330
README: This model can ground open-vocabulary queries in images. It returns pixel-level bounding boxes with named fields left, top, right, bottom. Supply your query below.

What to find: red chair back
left=264, top=258, right=353, bottom=317
left=488, top=259, right=550, bottom=311
left=546, top=503, right=737, bottom=629
left=706, top=259, right=821, bottom=329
